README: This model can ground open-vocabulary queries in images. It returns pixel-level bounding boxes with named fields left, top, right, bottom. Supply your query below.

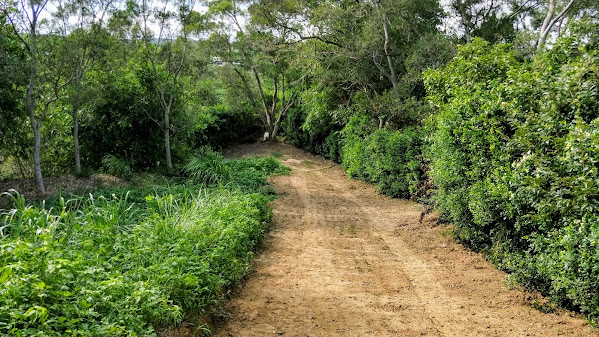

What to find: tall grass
left=101, top=154, right=133, bottom=180
left=0, top=154, right=288, bottom=336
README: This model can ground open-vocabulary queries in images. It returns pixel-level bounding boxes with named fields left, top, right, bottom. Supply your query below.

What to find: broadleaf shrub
left=424, top=23, right=599, bottom=324
left=341, top=114, right=424, bottom=198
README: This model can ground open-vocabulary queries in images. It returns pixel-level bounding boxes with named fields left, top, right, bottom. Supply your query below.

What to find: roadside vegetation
left=0, top=154, right=288, bottom=335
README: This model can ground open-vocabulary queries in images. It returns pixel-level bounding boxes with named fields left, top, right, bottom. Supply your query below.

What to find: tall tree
left=253, top=0, right=444, bottom=128
left=447, top=0, right=536, bottom=43
left=140, top=0, right=207, bottom=171
left=0, top=12, right=30, bottom=178
left=210, top=0, right=297, bottom=141
left=55, top=0, right=113, bottom=175
left=536, top=0, right=576, bottom=49
left=2, top=0, right=71, bottom=195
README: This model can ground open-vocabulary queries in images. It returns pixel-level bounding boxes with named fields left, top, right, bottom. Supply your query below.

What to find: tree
left=209, top=0, right=297, bottom=141
left=446, top=0, right=537, bottom=43
left=536, top=0, right=576, bottom=49
left=55, top=0, right=114, bottom=175
left=253, top=0, right=444, bottom=128
left=140, top=0, right=208, bottom=171
left=0, top=12, right=31, bottom=179
left=2, top=0, right=71, bottom=195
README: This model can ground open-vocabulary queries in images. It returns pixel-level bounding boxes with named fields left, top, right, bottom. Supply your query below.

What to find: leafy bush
left=424, top=23, right=599, bottom=324
left=340, top=113, right=378, bottom=179
left=0, top=155, right=288, bottom=335
left=526, top=216, right=599, bottom=317
left=193, top=104, right=260, bottom=148
left=80, top=64, right=166, bottom=171
left=341, top=114, right=424, bottom=198
left=282, top=105, right=343, bottom=162
left=282, top=87, right=351, bottom=163
left=424, top=38, right=518, bottom=247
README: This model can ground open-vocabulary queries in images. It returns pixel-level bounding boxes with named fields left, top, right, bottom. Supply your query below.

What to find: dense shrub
left=424, top=39, right=518, bottom=247
left=282, top=86, right=349, bottom=162
left=80, top=65, right=166, bottom=171
left=342, top=114, right=424, bottom=198
left=425, top=23, right=599, bottom=324
left=282, top=105, right=343, bottom=162
left=285, top=99, right=426, bottom=199
left=193, top=104, right=260, bottom=149
left=340, top=114, right=378, bottom=178
left=0, top=155, right=288, bottom=335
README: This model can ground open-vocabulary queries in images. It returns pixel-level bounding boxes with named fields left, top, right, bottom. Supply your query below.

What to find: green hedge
left=425, top=23, right=599, bottom=324
left=342, top=114, right=424, bottom=198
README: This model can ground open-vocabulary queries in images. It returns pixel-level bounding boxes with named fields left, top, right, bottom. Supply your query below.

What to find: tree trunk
left=232, top=66, right=267, bottom=129
left=382, top=12, right=398, bottom=89
left=73, top=106, right=81, bottom=175
left=31, top=119, right=46, bottom=196
left=26, top=38, right=46, bottom=195
left=538, top=0, right=557, bottom=49
left=252, top=66, right=274, bottom=138
left=164, top=107, right=173, bottom=172
left=537, top=0, right=576, bottom=50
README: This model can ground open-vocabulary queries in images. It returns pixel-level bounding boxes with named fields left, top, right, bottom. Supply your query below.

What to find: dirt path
left=217, top=142, right=595, bottom=337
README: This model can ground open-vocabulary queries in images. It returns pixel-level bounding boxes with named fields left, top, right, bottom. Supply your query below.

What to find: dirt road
left=216, top=142, right=594, bottom=337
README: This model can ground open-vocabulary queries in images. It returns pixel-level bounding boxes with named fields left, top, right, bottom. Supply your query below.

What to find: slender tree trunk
left=232, top=66, right=266, bottom=129
left=31, top=119, right=46, bottom=195
left=252, top=66, right=273, bottom=138
left=538, top=0, right=556, bottom=49
left=72, top=73, right=83, bottom=175
left=271, top=74, right=283, bottom=140
left=382, top=12, right=398, bottom=89
left=164, top=106, right=172, bottom=172
left=537, top=0, right=576, bottom=50
left=73, top=106, right=81, bottom=175
left=26, top=39, right=46, bottom=195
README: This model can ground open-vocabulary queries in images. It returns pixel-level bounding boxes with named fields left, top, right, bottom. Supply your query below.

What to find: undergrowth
left=0, top=153, right=288, bottom=336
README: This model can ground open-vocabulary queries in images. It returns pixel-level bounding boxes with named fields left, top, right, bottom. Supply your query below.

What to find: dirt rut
left=216, top=142, right=594, bottom=337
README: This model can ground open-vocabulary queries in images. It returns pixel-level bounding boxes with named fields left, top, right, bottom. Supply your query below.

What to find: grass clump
left=101, top=154, right=133, bottom=180
left=184, top=147, right=290, bottom=191
left=0, top=154, right=288, bottom=336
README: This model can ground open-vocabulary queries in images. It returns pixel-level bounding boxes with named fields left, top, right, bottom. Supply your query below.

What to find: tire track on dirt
left=341, top=190, right=468, bottom=335
left=215, top=142, right=594, bottom=337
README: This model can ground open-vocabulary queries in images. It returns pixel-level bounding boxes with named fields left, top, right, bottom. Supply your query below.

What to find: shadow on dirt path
left=216, top=142, right=594, bottom=337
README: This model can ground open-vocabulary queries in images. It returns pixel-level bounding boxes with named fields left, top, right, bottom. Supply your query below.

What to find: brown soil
left=215, top=142, right=596, bottom=337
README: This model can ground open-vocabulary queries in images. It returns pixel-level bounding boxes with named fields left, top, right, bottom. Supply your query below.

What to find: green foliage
left=526, top=216, right=599, bottom=317
left=193, top=104, right=259, bottom=148
left=0, top=15, right=30, bottom=180
left=282, top=103, right=345, bottom=162
left=184, top=147, right=290, bottom=190
left=41, top=109, right=74, bottom=175
left=101, top=154, right=133, bottom=180
left=340, top=114, right=378, bottom=179
left=79, top=61, right=165, bottom=171
left=341, top=115, right=424, bottom=198
left=0, top=155, right=287, bottom=335
left=424, top=38, right=518, bottom=247
left=183, top=147, right=232, bottom=185
left=425, top=24, right=599, bottom=324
